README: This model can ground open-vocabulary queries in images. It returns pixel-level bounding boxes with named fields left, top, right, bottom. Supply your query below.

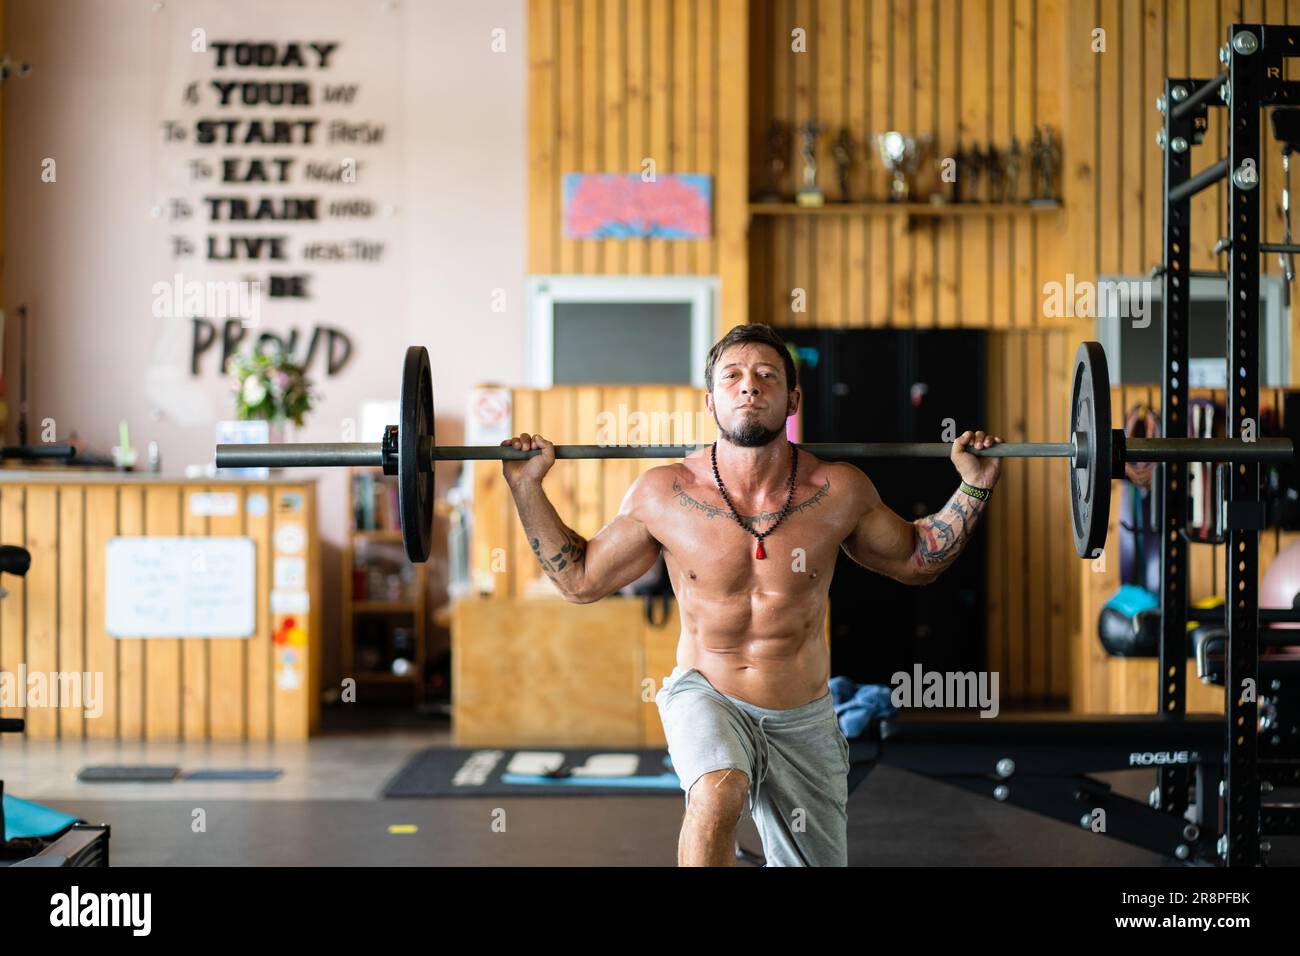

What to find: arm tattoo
left=670, top=478, right=831, bottom=529
left=530, top=530, right=588, bottom=579
left=913, top=486, right=987, bottom=572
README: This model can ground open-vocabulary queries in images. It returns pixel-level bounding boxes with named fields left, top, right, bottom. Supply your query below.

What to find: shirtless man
left=501, top=323, right=1002, bottom=867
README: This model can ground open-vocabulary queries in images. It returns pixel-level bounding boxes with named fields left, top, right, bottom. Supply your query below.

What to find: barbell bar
left=215, top=342, right=1295, bottom=563
left=224, top=440, right=1076, bottom=467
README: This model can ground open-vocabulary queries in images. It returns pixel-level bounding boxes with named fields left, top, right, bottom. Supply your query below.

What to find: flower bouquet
left=226, top=343, right=316, bottom=429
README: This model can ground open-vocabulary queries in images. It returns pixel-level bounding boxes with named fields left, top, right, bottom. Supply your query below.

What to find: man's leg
left=656, top=668, right=761, bottom=867
left=678, top=768, right=751, bottom=866
left=747, top=704, right=849, bottom=866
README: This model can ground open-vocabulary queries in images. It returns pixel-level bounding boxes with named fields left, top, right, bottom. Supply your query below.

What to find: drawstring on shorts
left=752, top=715, right=771, bottom=807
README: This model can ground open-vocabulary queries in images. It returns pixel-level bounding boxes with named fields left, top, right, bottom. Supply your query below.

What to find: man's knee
left=685, top=768, right=750, bottom=826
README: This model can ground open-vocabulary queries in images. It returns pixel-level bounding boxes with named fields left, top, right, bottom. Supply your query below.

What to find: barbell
left=215, top=342, right=1295, bottom=563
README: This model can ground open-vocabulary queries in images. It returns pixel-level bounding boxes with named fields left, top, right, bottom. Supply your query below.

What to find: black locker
left=776, top=327, right=988, bottom=684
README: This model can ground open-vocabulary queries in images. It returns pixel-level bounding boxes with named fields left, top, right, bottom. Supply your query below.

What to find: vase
left=268, top=422, right=296, bottom=444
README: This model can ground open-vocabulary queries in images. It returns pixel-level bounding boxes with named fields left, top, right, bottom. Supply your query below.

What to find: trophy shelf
left=747, top=201, right=1062, bottom=218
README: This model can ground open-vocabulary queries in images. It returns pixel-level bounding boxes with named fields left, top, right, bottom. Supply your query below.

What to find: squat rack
left=1159, top=22, right=1300, bottom=866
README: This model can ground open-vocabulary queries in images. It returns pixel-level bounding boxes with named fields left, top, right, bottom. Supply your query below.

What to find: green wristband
left=959, top=480, right=991, bottom=501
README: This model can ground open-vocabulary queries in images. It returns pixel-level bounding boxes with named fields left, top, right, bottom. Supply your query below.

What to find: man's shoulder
left=799, top=455, right=878, bottom=509
left=624, top=462, right=695, bottom=510
left=800, top=453, right=867, bottom=487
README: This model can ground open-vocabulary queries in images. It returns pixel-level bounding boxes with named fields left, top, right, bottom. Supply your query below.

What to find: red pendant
left=755, top=539, right=766, bottom=560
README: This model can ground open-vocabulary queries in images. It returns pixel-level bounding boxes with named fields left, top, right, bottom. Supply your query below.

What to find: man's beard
left=712, top=407, right=786, bottom=448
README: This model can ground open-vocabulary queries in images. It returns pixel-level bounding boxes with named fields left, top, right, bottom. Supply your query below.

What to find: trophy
left=950, top=146, right=967, bottom=203
left=1004, top=136, right=1024, bottom=203
left=796, top=120, right=826, bottom=207
left=1030, top=125, right=1061, bottom=203
left=830, top=128, right=856, bottom=202
left=872, top=131, right=932, bottom=202
left=984, top=144, right=1005, bottom=202
left=757, top=120, right=792, bottom=203
left=964, top=143, right=985, bottom=202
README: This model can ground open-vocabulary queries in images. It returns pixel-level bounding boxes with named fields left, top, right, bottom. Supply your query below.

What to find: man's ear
left=704, top=391, right=714, bottom=415
left=787, top=386, right=802, bottom=417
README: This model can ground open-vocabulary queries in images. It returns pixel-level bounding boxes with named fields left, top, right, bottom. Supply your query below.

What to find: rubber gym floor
left=7, top=709, right=1296, bottom=866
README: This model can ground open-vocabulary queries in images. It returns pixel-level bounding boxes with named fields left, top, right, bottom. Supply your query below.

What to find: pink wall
left=3, top=0, right=527, bottom=686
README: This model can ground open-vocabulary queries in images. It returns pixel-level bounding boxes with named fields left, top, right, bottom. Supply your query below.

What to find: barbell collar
left=1072, top=432, right=1088, bottom=469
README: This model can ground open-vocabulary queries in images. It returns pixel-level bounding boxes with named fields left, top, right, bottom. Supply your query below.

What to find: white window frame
left=525, top=275, right=718, bottom=388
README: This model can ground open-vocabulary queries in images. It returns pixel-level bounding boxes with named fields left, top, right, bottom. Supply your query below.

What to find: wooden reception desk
left=0, top=472, right=321, bottom=741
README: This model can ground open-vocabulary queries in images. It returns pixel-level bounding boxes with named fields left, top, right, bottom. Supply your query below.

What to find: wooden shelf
left=344, top=466, right=429, bottom=707
left=353, top=600, right=419, bottom=613
left=749, top=201, right=1062, bottom=217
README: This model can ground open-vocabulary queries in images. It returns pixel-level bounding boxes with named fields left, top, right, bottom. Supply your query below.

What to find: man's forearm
left=910, top=484, right=989, bottom=578
left=508, top=479, right=590, bottom=596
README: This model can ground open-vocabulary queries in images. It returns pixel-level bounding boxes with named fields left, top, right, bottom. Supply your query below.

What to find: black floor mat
left=383, top=746, right=682, bottom=798
left=77, top=766, right=181, bottom=783
left=182, top=769, right=283, bottom=782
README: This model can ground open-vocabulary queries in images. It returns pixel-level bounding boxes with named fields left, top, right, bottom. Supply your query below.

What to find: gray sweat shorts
left=654, top=665, right=850, bottom=867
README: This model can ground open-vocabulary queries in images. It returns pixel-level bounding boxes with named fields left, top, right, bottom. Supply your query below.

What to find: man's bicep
left=575, top=474, right=665, bottom=600
left=841, top=475, right=918, bottom=580
left=579, top=511, right=661, bottom=599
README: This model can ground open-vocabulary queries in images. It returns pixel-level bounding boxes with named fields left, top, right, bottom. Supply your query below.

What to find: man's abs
left=670, top=589, right=832, bottom=710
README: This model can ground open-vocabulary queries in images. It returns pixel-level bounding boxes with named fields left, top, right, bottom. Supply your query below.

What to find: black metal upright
left=1158, top=24, right=1283, bottom=866
left=1223, top=24, right=1263, bottom=869
left=1157, top=73, right=1196, bottom=824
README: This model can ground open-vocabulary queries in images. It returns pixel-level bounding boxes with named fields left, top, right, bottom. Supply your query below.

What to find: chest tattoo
left=669, top=478, right=831, bottom=529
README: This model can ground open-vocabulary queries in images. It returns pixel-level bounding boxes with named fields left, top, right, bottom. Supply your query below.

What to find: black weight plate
left=1070, top=341, right=1113, bottom=559
left=399, top=346, right=435, bottom=563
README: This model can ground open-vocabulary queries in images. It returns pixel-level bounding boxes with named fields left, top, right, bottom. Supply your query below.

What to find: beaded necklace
left=710, top=441, right=799, bottom=560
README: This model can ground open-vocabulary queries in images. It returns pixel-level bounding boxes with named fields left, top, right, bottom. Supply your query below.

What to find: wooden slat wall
left=144, top=486, right=181, bottom=739
left=0, top=482, right=319, bottom=740
left=749, top=0, right=1067, bottom=331
left=57, top=487, right=84, bottom=738
left=528, top=0, right=748, bottom=328
left=208, top=495, right=245, bottom=739
left=1075, top=0, right=1300, bottom=366
left=25, top=487, right=57, bottom=738
left=520, top=2, right=1300, bottom=709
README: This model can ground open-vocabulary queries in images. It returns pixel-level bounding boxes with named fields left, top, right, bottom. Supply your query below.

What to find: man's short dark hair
left=704, top=324, right=798, bottom=393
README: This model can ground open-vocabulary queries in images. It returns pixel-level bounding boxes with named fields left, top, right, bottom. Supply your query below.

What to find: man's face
left=706, top=342, right=798, bottom=448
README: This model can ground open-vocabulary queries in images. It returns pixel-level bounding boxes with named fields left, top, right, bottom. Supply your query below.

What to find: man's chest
left=649, top=480, right=851, bottom=576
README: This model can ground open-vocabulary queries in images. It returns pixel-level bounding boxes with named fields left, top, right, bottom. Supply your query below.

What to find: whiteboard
left=106, top=537, right=256, bottom=638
